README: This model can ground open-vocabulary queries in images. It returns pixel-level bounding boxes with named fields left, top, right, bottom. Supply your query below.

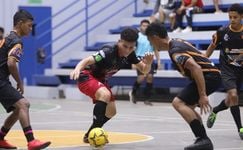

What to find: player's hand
left=17, top=82, right=24, bottom=95
left=70, top=69, right=81, bottom=80
left=143, top=52, right=154, bottom=65
left=198, top=95, right=212, bottom=115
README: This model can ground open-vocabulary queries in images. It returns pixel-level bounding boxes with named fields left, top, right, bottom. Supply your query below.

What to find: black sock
left=85, top=101, right=107, bottom=136
left=189, top=119, right=207, bottom=138
left=230, top=105, right=242, bottom=132
left=144, top=83, right=153, bottom=99
left=23, top=126, right=34, bottom=142
left=0, top=127, right=10, bottom=140
left=132, top=81, right=140, bottom=95
left=103, top=116, right=110, bottom=124
left=213, top=99, right=228, bottom=114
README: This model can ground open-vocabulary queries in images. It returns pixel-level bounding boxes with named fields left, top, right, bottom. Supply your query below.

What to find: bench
left=32, top=74, right=61, bottom=87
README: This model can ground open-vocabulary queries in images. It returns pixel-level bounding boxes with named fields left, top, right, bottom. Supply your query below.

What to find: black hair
left=120, top=27, right=138, bottom=42
left=140, top=19, right=150, bottom=25
left=14, top=9, right=34, bottom=26
left=145, top=22, right=168, bottom=38
left=0, top=27, right=4, bottom=33
left=228, top=3, right=243, bottom=14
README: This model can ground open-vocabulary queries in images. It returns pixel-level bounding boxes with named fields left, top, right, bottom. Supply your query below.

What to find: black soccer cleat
left=184, top=137, right=214, bottom=150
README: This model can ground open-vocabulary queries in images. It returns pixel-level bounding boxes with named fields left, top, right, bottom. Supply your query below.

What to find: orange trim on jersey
left=0, top=39, right=5, bottom=48
left=197, top=62, right=212, bottom=65
left=8, top=43, right=22, bottom=57
left=186, top=51, right=207, bottom=58
left=229, top=24, right=243, bottom=32
left=202, top=68, right=220, bottom=73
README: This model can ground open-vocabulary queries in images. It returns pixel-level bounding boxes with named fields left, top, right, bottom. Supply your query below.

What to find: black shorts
left=177, top=72, right=221, bottom=105
left=0, top=83, right=23, bottom=112
left=220, top=63, right=243, bottom=92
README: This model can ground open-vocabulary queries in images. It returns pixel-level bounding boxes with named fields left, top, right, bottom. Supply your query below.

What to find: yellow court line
left=6, top=130, right=153, bottom=149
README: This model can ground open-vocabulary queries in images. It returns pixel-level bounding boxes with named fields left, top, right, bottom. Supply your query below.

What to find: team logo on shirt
left=8, top=44, right=23, bottom=61
left=95, top=54, right=102, bottom=62
left=223, top=34, right=229, bottom=41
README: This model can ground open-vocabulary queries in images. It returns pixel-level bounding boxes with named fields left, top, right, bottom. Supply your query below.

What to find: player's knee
left=16, top=98, right=30, bottom=110
left=96, top=89, right=111, bottom=102
left=172, top=97, right=181, bottom=110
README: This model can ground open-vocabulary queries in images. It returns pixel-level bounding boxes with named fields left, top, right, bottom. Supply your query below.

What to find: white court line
left=215, top=148, right=243, bottom=150
left=30, top=103, right=62, bottom=112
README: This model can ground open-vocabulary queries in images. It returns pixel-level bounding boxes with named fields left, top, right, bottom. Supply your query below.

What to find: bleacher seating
left=37, top=0, right=241, bottom=90
left=32, top=74, right=61, bottom=87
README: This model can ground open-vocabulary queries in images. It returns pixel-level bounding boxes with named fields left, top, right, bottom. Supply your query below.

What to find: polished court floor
left=0, top=98, right=243, bottom=150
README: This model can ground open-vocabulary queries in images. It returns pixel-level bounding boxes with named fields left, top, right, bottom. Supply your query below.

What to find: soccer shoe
left=0, top=140, right=17, bottom=149
left=181, top=26, right=192, bottom=33
left=172, top=27, right=182, bottom=33
left=239, top=128, right=243, bottom=140
left=83, top=133, right=89, bottom=143
left=27, top=139, right=51, bottom=150
left=207, top=112, right=217, bottom=128
left=144, top=100, right=153, bottom=106
left=184, top=137, right=213, bottom=150
left=129, top=91, right=137, bottom=104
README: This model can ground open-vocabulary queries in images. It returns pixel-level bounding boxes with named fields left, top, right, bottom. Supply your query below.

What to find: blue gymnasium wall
left=19, top=6, right=52, bottom=85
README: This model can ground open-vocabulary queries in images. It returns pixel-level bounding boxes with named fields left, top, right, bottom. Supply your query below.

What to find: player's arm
left=173, top=53, right=211, bottom=114
left=205, top=30, right=221, bottom=57
left=7, top=43, right=24, bottom=94
left=184, top=57, right=206, bottom=98
left=135, top=52, right=154, bottom=74
left=70, top=56, right=95, bottom=80
left=154, top=49, right=161, bottom=69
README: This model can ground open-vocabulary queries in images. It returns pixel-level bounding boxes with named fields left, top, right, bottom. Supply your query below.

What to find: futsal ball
left=88, top=127, right=108, bottom=148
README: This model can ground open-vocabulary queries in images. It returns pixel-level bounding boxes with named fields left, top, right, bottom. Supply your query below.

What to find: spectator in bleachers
left=0, top=27, right=4, bottom=39
left=205, top=3, right=243, bottom=140
left=173, top=0, right=204, bottom=33
left=146, top=22, right=221, bottom=150
left=150, top=0, right=179, bottom=31
left=129, top=19, right=160, bottom=106
left=70, top=28, right=154, bottom=143
left=213, top=0, right=223, bottom=14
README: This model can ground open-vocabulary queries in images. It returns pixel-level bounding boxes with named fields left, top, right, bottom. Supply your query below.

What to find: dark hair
left=14, top=9, right=34, bottom=26
left=145, top=22, right=168, bottom=38
left=120, top=27, right=138, bottom=42
left=0, top=27, right=4, bottom=33
left=140, top=19, right=150, bottom=25
left=228, top=3, right=243, bottom=14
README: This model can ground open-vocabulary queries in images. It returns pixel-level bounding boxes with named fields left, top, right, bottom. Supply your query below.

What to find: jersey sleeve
left=212, top=27, right=225, bottom=46
left=127, top=51, right=140, bottom=64
left=8, top=43, right=23, bottom=62
left=92, top=46, right=111, bottom=63
left=172, top=52, right=191, bottom=68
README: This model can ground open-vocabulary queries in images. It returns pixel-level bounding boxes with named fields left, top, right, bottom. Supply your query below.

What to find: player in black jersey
left=146, top=23, right=221, bottom=150
left=205, top=3, right=243, bottom=139
left=0, top=10, right=51, bottom=149
left=70, top=28, right=154, bottom=143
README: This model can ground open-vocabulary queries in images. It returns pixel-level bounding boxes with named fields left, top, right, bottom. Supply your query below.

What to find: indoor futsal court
left=1, top=98, right=242, bottom=150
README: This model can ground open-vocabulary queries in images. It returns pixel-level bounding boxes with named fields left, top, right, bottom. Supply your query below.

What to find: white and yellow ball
left=88, top=127, right=108, bottom=148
